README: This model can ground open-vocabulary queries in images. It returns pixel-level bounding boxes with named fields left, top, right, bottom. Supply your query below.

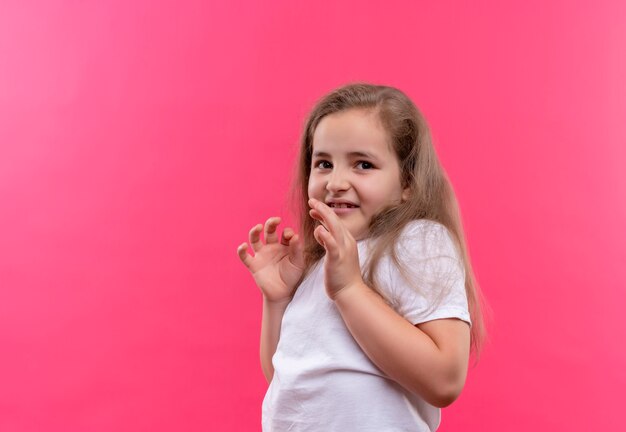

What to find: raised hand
left=308, top=198, right=365, bottom=300
left=237, top=217, right=305, bottom=303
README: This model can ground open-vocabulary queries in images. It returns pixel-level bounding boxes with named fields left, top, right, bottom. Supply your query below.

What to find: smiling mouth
left=328, top=203, right=359, bottom=208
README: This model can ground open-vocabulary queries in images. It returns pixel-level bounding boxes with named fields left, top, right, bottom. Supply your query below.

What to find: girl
left=237, top=83, right=486, bottom=431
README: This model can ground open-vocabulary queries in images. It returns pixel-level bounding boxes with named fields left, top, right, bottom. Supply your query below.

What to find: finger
left=309, top=208, right=330, bottom=234
left=308, top=207, right=323, bottom=224
left=288, top=234, right=305, bottom=268
left=237, top=242, right=254, bottom=268
left=264, top=217, right=281, bottom=244
left=308, top=198, right=340, bottom=236
left=314, top=224, right=338, bottom=258
left=248, top=224, right=263, bottom=252
left=280, top=227, right=294, bottom=246
left=313, top=224, right=325, bottom=248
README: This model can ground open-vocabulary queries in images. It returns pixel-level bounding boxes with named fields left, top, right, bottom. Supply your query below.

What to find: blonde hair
left=291, top=83, right=488, bottom=358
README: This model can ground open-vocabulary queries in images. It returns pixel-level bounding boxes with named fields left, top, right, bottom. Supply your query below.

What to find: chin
left=350, top=229, right=369, bottom=241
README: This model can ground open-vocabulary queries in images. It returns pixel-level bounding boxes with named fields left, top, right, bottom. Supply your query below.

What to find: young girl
left=237, top=83, right=486, bottom=431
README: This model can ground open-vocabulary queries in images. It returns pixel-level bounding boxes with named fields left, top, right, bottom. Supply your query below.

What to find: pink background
left=1, top=1, right=625, bottom=430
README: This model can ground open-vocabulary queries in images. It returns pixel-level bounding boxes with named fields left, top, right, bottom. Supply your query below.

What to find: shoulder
left=399, top=219, right=448, bottom=238
left=396, top=219, right=460, bottom=261
left=378, top=220, right=471, bottom=326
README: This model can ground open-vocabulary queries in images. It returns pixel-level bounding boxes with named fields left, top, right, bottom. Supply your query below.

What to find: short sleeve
left=379, top=220, right=471, bottom=327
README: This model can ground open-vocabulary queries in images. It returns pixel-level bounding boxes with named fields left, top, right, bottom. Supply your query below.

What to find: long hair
left=291, top=83, right=488, bottom=358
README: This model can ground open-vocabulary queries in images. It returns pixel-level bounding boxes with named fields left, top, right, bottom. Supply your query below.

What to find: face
left=308, top=109, right=410, bottom=240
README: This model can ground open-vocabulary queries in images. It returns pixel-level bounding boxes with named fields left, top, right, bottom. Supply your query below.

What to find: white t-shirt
left=262, top=220, right=471, bottom=431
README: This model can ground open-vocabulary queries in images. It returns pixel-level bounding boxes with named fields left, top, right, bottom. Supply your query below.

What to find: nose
left=326, top=168, right=350, bottom=193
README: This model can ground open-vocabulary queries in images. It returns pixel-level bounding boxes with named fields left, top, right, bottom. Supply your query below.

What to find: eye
left=356, top=161, right=374, bottom=170
left=314, top=160, right=333, bottom=169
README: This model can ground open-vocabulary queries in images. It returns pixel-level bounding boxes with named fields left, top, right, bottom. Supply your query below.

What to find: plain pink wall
left=1, top=1, right=625, bottom=430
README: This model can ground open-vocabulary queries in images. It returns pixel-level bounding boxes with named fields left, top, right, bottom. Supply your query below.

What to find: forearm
left=260, top=297, right=291, bottom=383
left=333, top=282, right=467, bottom=407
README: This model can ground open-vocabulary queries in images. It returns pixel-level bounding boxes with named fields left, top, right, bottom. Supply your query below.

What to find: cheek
left=307, top=176, right=319, bottom=197
left=360, top=180, right=403, bottom=208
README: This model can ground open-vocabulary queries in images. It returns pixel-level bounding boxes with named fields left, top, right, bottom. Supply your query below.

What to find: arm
left=307, top=198, right=470, bottom=407
left=237, top=217, right=305, bottom=383
left=260, top=297, right=290, bottom=382
left=333, top=282, right=470, bottom=407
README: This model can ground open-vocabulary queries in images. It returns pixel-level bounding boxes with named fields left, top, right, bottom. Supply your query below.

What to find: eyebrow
left=312, top=151, right=378, bottom=159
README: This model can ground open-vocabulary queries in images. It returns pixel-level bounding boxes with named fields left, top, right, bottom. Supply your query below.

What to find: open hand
left=237, top=217, right=305, bottom=303
left=308, top=198, right=365, bottom=300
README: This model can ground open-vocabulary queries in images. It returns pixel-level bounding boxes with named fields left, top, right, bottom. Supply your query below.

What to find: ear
left=401, top=186, right=411, bottom=202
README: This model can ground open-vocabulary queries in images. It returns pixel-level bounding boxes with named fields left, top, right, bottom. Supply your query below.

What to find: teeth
left=329, top=203, right=356, bottom=208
